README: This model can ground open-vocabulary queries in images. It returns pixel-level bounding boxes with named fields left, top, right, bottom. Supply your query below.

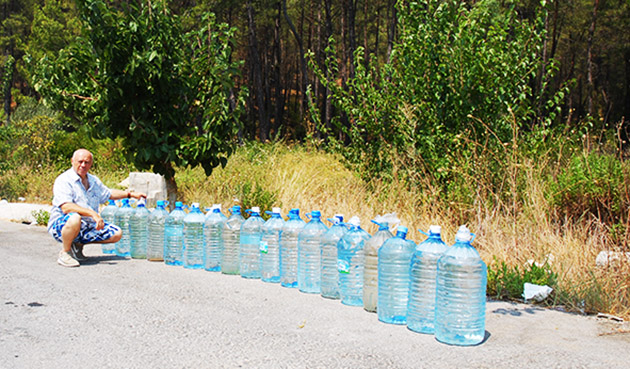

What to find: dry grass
left=176, top=141, right=629, bottom=318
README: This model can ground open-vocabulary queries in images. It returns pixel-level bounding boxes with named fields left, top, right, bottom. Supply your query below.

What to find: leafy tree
left=309, top=0, right=563, bottom=193
left=25, top=0, right=81, bottom=63
left=28, top=0, right=246, bottom=202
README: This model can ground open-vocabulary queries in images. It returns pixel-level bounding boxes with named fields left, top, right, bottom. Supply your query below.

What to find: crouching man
left=47, top=148, right=146, bottom=267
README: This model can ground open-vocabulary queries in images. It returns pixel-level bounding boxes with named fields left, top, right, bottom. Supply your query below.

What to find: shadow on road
left=81, top=254, right=130, bottom=266
left=491, top=300, right=545, bottom=317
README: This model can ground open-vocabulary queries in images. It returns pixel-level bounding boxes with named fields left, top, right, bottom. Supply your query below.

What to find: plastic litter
left=522, top=282, right=553, bottom=302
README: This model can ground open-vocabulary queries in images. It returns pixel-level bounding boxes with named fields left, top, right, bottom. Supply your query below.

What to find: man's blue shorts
left=49, top=212, right=120, bottom=244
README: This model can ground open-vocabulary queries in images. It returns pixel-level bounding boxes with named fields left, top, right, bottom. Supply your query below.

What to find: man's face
left=72, top=151, right=93, bottom=178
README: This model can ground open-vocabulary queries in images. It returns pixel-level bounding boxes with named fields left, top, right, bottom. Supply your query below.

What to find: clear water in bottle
left=363, top=213, right=398, bottom=312
left=147, top=200, right=168, bottom=261
left=279, top=208, right=305, bottom=288
left=114, top=198, right=133, bottom=258
left=261, top=207, right=284, bottom=283
left=297, top=210, right=328, bottom=293
left=240, top=207, right=265, bottom=279
left=337, top=217, right=371, bottom=306
left=100, top=200, right=118, bottom=254
left=435, top=225, right=487, bottom=346
left=204, top=204, right=227, bottom=271
left=320, top=215, right=346, bottom=299
left=184, top=203, right=205, bottom=269
left=129, top=200, right=149, bottom=259
left=377, top=226, right=416, bottom=325
left=164, top=201, right=186, bottom=266
left=407, top=225, right=448, bottom=334
left=222, top=206, right=244, bottom=275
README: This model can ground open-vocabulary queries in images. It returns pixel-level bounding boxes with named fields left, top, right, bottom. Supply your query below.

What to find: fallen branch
left=61, top=91, right=97, bottom=101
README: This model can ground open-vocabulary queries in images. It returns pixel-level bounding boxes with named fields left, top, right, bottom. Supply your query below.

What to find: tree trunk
left=363, top=0, right=369, bottom=67
left=247, top=0, right=270, bottom=142
left=323, top=0, right=334, bottom=135
left=586, top=0, right=599, bottom=117
left=3, top=54, right=14, bottom=126
left=347, top=0, right=357, bottom=81
left=163, top=162, right=178, bottom=211
left=625, top=49, right=630, bottom=124
left=386, top=0, right=396, bottom=63
left=272, top=1, right=284, bottom=139
left=283, top=0, right=309, bottom=120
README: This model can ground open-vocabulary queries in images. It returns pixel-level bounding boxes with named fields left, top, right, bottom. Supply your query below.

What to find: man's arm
left=110, top=189, right=147, bottom=200
left=60, top=202, right=105, bottom=230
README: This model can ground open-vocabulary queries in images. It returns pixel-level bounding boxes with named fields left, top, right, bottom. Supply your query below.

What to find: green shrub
left=31, top=209, right=50, bottom=226
left=10, top=97, right=58, bottom=123
left=237, top=181, right=279, bottom=220
left=487, top=257, right=558, bottom=301
left=0, top=171, right=28, bottom=201
left=551, top=152, right=628, bottom=224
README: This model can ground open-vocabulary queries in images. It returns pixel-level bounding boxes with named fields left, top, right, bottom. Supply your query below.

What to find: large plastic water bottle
left=239, top=206, right=265, bottom=279
left=147, top=200, right=168, bottom=261
left=204, top=204, right=227, bottom=271
left=164, top=201, right=186, bottom=266
left=435, top=225, right=487, bottom=346
left=221, top=205, right=244, bottom=275
left=184, top=203, right=205, bottom=269
left=337, top=216, right=371, bottom=306
left=279, top=208, right=305, bottom=288
left=407, top=225, right=448, bottom=334
left=100, top=200, right=118, bottom=254
left=260, top=207, right=284, bottom=283
left=377, top=226, right=416, bottom=324
left=363, top=213, right=398, bottom=312
left=129, top=200, right=149, bottom=259
left=297, top=210, right=328, bottom=293
left=114, top=198, right=133, bottom=258
left=320, top=215, right=346, bottom=299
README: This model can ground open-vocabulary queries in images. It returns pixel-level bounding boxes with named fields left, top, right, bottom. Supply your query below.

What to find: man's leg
left=93, top=228, right=123, bottom=244
left=60, top=213, right=82, bottom=253
left=52, top=213, right=81, bottom=267
left=75, top=222, right=123, bottom=258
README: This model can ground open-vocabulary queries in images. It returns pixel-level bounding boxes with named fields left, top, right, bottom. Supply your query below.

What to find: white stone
left=124, top=172, right=167, bottom=208
left=595, top=251, right=630, bottom=268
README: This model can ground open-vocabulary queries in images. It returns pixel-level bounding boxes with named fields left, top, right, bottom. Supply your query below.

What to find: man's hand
left=129, top=191, right=147, bottom=200
left=92, top=213, right=105, bottom=230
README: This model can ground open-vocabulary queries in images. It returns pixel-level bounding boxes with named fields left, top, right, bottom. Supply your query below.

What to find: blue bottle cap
left=311, top=210, right=321, bottom=218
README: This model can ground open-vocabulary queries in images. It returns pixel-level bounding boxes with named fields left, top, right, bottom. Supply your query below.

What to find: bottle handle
left=418, top=229, right=430, bottom=237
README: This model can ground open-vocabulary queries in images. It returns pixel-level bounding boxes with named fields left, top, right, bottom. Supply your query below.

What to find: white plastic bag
left=523, top=282, right=553, bottom=302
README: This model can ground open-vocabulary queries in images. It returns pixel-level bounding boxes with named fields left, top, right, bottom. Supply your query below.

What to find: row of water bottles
left=100, top=201, right=487, bottom=346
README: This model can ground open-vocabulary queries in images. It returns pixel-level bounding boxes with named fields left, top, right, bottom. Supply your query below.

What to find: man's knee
left=62, top=213, right=82, bottom=235
left=66, top=213, right=82, bottom=228
left=108, top=228, right=122, bottom=243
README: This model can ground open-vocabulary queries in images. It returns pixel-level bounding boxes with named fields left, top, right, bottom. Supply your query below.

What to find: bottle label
left=337, top=259, right=350, bottom=274
left=259, top=241, right=268, bottom=254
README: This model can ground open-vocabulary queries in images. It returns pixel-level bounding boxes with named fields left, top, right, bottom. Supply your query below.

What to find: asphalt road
left=1, top=220, right=629, bottom=368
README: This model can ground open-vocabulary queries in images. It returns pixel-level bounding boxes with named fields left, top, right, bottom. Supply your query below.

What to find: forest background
left=1, top=0, right=630, bottom=319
